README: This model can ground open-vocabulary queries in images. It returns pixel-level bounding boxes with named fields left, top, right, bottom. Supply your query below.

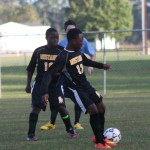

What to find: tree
left=33, top=0, right=69, bottom=30
left=65, top=0, right=133, bottom=40
left=126, top=0, right=150, bottom=43
left=0, top=0, right=41, bottom=24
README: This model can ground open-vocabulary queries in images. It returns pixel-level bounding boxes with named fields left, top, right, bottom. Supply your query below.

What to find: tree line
left=0, top=0, right=149, bottom=42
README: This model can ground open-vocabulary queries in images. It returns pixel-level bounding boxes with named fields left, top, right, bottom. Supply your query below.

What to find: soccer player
left=40, top=28, right=116, bottom=149
left=25, top=28, right=77, bottom=141
left=40, top=19, right=95, bottom=130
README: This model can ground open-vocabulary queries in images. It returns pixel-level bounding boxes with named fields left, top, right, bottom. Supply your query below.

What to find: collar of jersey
left=64, top=48, right=75, bottom=53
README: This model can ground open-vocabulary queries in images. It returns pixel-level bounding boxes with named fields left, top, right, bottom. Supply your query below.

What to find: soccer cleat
left=104, top=138, right=117, bottom=147
left=95, top=143, right=112, bottom=149
left=92, top=135, right=96, bottom=143
left=92, top=136, right=117, bottom=147
left=74, top=123, right=84, bottom=129
left=27, top=134, right=38, bottom=141
left=40, top=122, right=56, bottom=130
left=67, top=127, right=77, bottom=139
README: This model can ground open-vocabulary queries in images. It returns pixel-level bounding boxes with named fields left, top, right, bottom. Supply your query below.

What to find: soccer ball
left=103, top=128, right=121, bottom=143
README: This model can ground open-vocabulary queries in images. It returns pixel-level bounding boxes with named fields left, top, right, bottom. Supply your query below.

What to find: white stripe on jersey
left=68, top=87, right=86, bottom=113
left=31, top=81, right=36, bottom=93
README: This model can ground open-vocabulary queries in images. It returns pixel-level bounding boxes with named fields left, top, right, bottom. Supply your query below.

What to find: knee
left=87, top=104, right=99, bottom=115
left=58, top=105, right=68, bottom=115
left=97, top=102, right=106, bottom=113
left=31, top=107, right=41, bottom=114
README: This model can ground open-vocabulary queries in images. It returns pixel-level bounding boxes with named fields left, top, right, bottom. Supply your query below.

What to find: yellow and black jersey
left=27, top=45, right=63, bottom=83
left=41, top=49, right=104, bottom=94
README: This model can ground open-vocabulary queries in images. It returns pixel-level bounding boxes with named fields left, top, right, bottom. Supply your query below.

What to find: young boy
left=25, top=28, right=76, bottom=141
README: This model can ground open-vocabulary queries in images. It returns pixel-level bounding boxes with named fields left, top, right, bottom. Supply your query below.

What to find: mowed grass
left=0, top=52, right=150, bottom=150
left=0, top=97, right=150, bottom=150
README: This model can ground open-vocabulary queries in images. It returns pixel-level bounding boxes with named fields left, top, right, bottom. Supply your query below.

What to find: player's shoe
left=40, top=122, right=56, bottom=130
left=27, top=134, right=38, bottom=141
left=92, top=135, right=96, bottom=143
left=95, top=143, right=112, bottom=149
left=67, top=127, right=77, bottom=139
left=104, top=138, right=117, bottom=147
left=92, top=136, right=117, bottom=147
left=74, top=123, right=84, bottom=129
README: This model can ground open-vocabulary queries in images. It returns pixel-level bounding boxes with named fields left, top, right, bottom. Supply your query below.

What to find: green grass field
left=0, top=52, right=150, bottom=150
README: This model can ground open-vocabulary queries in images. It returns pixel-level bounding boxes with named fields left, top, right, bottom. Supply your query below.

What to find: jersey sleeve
left=40, top=53, right=66, bottom=94
left=81, top=38, right=95, bottom=57
left=26, top=49, right=37, bottom=73
left=82, top=54, right=104, bottom=69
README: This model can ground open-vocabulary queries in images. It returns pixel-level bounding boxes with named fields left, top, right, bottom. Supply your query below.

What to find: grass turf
left=0, top=52, right=150, bottom=150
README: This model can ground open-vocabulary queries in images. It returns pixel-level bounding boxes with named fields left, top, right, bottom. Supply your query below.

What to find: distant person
left=25, top=28, right=77, bottom=141
left=40, top=19, right=96, bottom=130
left=40, top=28, right=116, bottom=149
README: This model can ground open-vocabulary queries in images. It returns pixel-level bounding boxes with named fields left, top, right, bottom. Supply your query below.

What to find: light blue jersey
left=58, top=37, right=95, bottom=57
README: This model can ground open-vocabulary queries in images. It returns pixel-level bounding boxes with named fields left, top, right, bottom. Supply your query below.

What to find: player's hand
left=42, top=94, right=49, bottom=106
left=88, top=67, right=93, bottom=75
left=25, top=85, right=31, bottom=93
left=103, top=64, right=111, bottom=70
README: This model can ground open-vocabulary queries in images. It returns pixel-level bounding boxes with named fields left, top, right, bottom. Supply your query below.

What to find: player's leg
left=90, top=91, right=116, bottom=148
left=88, top=103, right=111, bottom=149
left=27, top=107, right=41, bottom=141
left=89, top=92, right=105, bottom=135
left=97, top=102, right=105, bottom=133
left=50, top=85, right=77, bottom=139
left=64, top=87, right=84, bottom=129
left=27, top=81, right=45, bottom=141
left=40, top=103, right=58, bottom=130
left=58, top=105, right=77, bottom=139
left=50, top=108, right=58, bottom=127
left=68, top=87, right=111, bottom=148
left=74, top=104, right=84, bottom=129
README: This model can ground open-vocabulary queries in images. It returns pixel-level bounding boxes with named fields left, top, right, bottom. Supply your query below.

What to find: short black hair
left=67, top=28, right=82, bottom=42
left=64, top=19, right=76, bottom=31
left=46, top=28, right=57, bottom=38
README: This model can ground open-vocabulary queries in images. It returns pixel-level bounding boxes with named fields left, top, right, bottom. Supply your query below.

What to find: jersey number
left=76, top=64, right=83, bottom=74
left=44, top=62, right=53, bottom=71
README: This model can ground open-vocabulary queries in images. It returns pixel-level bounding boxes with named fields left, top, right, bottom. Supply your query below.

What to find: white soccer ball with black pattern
left=103, top=128, right=121, bottom=143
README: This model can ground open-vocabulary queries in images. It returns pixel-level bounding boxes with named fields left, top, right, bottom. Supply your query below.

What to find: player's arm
left=90, top=52, right=96, bottom=61
left=87, top=52, right=96, bottom=75
left=82, top=54, right=111, bottom=70
left=25, top=50, right=37, bottom=93
left=82, top=38, right=96, bottom=75
left=25, top=71, right=34, bottom=93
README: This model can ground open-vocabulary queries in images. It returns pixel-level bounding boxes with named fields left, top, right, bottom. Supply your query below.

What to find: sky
left=27, top=0, right=38, bottom=4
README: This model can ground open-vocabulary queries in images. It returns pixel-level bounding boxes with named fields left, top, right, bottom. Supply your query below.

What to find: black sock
left=90, top=113, right=104, bottom=143
left=50, top=109, right=58, bottom=125
left=99, top=113, right=105, bottom=135
left=61, top=115, right=72, bottom=131
left=28, top=113, right=38, bottom=136
left=74, top=105, right=82, bottom=124
left=59, top=106, right=73, bottom=131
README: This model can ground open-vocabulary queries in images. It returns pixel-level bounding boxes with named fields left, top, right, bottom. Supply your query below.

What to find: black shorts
left=31, top=81, right=66, bottom=111
left=48, top=84, right=66, bottom=110
left=31, top=81, right=46, bottom=110
left=62, top=77, right=103, bottom=114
